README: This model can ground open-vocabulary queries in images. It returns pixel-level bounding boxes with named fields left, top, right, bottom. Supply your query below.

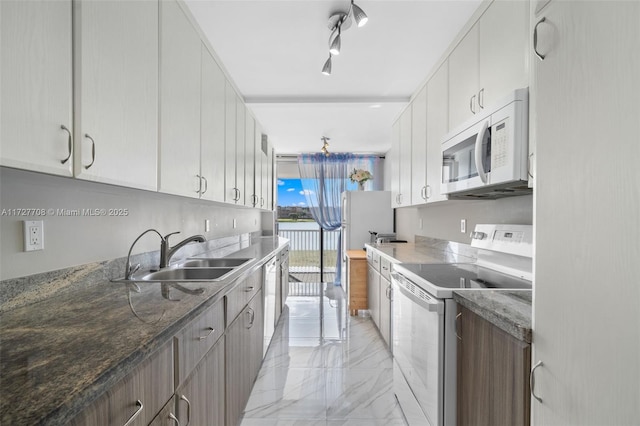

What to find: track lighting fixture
left=321, top=137, right=330, bottom=156
left=321, top=1, right=368, bottom=75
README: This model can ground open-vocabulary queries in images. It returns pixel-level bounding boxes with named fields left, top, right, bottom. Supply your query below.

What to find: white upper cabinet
left=1, top=0, right=73, bottom=176
left=448, top=23, right=480, bottom=129
left=200, top=45, right=226, bottom=203
left=74, top=0, right=158, bottom=190
left=159, top=0, right=201, bottom=198
left=390, top=121, right=401, bottom=208
left=224, top=82, right=237, bottom=203
left=411, top=86, right=428, bottom=205
left=398, top=107, right=412, bottom=207
left=245, top=109, right=257, bottom=207
left=449, top=0, right=529, bottom=131
left=478, top=0, right=529, bottom=109
left=425, top=61, right=449, bottom=203
left=235, top=96, right=246, bottom=206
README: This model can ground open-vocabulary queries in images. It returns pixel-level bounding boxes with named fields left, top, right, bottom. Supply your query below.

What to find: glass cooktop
left=395, top=263, right=531, bottom=293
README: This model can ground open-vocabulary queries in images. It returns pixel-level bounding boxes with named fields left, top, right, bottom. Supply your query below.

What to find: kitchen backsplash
left=0, top=167, right=264, bottom=280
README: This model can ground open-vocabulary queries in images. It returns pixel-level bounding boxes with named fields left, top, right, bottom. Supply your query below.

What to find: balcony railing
left=278, top=227, right=340, bottom=284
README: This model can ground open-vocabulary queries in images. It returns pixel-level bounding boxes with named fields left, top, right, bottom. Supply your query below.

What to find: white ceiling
left=185, top=0, right=482, bottom=155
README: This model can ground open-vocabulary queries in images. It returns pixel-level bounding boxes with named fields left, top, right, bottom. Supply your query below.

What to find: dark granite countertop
left=453, top=290, right=532, bottom=343
left=0, top=237, right=288, bottom=425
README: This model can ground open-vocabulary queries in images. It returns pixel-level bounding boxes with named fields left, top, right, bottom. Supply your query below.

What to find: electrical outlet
left=233, top=219, right=237, bottom=229
left=204, top=219, right=210, bottom=232
left=24, top=220, right=44, bottom=251
left=419, top=218, right=423, bottom=229
left=460, top=219, right=466, bottom=233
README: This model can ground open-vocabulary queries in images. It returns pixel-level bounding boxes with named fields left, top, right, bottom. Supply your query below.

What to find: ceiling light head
left=351, top=1, right=368, bottom=27
left=329, top=29, right=341, bottom=55
left=321, top=137, right=331, bottom=156
left=321, top=55, right=332, bottom=75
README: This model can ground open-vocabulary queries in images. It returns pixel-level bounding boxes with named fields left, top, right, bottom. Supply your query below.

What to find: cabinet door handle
left=179, top=395, right=192, bottom=426
left=196, top=174, right=202, bottom=194
left=60, top=125, right=72, bottom=164
left=478, top=88, right=484, bottom=109
left=260, top=197, right=264, bottom=207
left=198, top=327, right=215, bottom=341
left=84, top=133, right=96, bottom=169
left=455, top=312, right=462, bottom=340
left=470, top=95, right=476, bottom=114
left=246, top=307, right=255, bottom=328
left=534, top=17, right=547, bottom=61
left=244, top=286, right=255, bottom=293
left=123, top=400, right=143, bottom=426
left=168, top=413, right=180, bottom=426
left=421, top=186, right=427, bottom=200
left=201, top=176, right=208, bottom=195
left=426, top=185, right=431, bottom=199
left=530, top=360, right=544, bottom=403
left=528, top=152, right=534, bottom=179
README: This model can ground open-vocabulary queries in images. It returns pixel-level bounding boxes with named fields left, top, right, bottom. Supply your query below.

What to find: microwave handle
left=474, top=120, right=489, bottom=183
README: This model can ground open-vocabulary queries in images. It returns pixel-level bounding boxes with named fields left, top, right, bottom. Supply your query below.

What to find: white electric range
left=391, top=224, right=533, bottom=426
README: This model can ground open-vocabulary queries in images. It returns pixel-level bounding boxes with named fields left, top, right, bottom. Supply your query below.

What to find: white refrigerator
left=340, top=190, right=393, bottom=291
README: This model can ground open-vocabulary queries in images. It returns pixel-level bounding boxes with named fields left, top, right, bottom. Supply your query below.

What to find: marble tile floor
left=240, top=283, right=408, bottom=426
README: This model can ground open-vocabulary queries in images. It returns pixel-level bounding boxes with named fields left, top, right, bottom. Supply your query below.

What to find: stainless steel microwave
left=441, top=88, right=530, bottom=199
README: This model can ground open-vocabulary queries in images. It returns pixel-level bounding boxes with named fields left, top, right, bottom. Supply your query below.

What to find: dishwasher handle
left=391, top=272, right=444, bottom=314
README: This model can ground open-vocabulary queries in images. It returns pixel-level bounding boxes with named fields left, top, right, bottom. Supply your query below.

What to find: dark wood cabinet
left=225, top=288, right=264, bottom=426
left=457, top=305, right=531, bottom=426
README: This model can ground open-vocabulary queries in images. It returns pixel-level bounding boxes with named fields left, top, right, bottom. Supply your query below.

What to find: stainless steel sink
left=180, top=258, right=253, bottom=268
left=140, top=267, right=234, bottom=282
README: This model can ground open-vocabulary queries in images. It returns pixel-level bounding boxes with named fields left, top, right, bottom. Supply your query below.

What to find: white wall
left=0, top=167, right=262, bottom=280
left=395, top=195, right=533, bottom=244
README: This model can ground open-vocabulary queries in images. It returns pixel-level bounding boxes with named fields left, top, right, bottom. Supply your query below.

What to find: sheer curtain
left=298, top=153, right=382, bottom=285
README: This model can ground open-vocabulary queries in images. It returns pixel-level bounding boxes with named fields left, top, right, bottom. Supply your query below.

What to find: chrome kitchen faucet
left=159, top=232, right=206, bottom=268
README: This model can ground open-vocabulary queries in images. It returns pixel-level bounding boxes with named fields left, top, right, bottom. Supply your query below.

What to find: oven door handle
left=391, top=273, right=444, bottom=314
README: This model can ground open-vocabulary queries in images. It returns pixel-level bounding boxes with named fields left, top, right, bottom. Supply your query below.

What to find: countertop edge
left=453, top=291, right=532, bottom=344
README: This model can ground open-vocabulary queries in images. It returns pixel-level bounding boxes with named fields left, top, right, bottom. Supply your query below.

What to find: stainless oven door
left=391, top=272, right=445, bottom=426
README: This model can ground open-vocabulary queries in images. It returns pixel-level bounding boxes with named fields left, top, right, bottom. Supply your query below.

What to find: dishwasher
left=263, top=256, right=278, bottom=356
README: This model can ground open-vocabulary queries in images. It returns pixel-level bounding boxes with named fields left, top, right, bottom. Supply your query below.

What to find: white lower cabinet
left=0, top=0, right=73, bottom=177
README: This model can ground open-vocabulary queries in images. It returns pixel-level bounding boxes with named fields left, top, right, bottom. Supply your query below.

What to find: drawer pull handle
left=244, top=286, right=255, bottom=292
left=530, top=360, right=544, bottom=403
left=198, top=327, right=215, bottom=341
left=455, top=312, right=462, bottom=340
left=123, top=400, right=143, bottom=426
left=180, top=394, right=192, bottom=426
left=168, top=413, right=180, bottom=426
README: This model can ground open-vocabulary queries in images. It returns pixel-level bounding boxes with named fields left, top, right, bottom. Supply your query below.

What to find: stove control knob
left=471, top=231, right=487, bottom=240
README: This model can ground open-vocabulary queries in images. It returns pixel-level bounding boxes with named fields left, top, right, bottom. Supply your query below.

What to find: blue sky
left=277, top=178, right=359, bottom=206
left=277, top=179, right=310, bottom=207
